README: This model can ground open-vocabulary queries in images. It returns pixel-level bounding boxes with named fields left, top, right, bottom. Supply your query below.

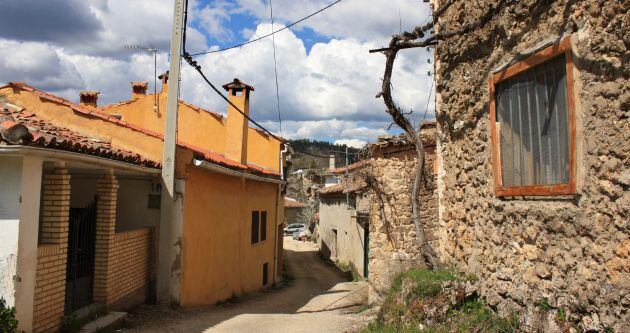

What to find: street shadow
left=125, top=239, right=368, bottom=332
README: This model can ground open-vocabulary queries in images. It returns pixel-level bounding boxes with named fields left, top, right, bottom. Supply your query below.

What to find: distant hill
left=287, top=139, right=360, bottom=171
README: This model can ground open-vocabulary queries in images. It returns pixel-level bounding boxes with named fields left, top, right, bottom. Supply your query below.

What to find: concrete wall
left=319, top=195, right=366, bottom=278
left=0, top=156, right=22, bottom=306
left=70, top=177, right=160, bottom=232
left=432, top=0, right=628, bottom=330
left=180, top=166, right=279, bottom=307
left=284, top=207, right=302, bottom=226
left=116, top=179, right=160, bottom=232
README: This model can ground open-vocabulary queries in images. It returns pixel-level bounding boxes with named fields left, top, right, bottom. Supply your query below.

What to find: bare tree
left=370, top=0, right=509, bottom=268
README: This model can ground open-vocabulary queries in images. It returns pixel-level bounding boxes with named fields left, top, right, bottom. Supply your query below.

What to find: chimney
left=158, top=71, right=169, bottom=93
left=79, top=90, right=99, bottom=108
left=329, top=155, right=335, bottom=170
left=131, top=81, right=148, bottom=96
left=223, top=78, right=254, bottom=164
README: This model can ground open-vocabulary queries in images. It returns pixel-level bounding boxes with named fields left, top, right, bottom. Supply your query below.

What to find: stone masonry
left=363, top=131, right=438, bottom=302
left=432, top=0, right=628, bottom=330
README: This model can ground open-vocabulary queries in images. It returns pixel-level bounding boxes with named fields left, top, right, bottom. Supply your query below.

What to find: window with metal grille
left=490, top=38, right=576, bottom=196
left=251, top=211, right=259, bottom=244
left=260, top=211, right=267, bottom=242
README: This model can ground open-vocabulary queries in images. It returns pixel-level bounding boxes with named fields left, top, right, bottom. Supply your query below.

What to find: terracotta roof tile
left=5, top=82, right=281, bottom=179
left=0, top=107, right=160, bottom=168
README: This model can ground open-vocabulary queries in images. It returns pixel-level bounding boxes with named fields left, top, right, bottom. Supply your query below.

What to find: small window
left=148, top=194, right=161, bottom=209
left=262, top=262, right=269, bottom=286
left=251, top=211, right=259, bottom=244
left=490, top=38, right=576, bottom=196
left=260, top=211, right=267, bottom=242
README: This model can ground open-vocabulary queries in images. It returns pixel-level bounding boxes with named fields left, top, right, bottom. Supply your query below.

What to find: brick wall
left=33, top=168, right=70, bottom=333
left=33, top=245, right=66, bottom=333
left=107, top=228, right=156, bottom=307
left=93, top=173, right=118, bottom=304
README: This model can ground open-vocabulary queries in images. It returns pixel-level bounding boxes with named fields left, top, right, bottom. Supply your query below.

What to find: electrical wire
left=421, top=70, right=435, bottom=123
left=189, top=0, right=342, bottom=57
left=181, top=0, right=334, bottom=160
left=269, top=0, right=283, bottom=137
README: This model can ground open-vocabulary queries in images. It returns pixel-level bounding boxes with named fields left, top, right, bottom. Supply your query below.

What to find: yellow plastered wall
left=0, top=87, right=164, bottom=162
left=102, top=92, right=227, bottom=154
left=101, top=89, right=281, bottom=172
left=247, top=128, right=281, bottom=171
left=180, top=166, right=279, bottom=307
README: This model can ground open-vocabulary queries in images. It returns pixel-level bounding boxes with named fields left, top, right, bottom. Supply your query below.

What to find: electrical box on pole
left=157, top=0, right=185, bottom=304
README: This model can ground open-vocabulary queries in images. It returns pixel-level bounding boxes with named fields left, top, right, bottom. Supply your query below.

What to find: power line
left=181, top=0, right=335, bottom=160
left=269, top=0, right=283, bottom=137
left=421, top=72, right=435, bottom=123
left=189, top=0, right=342, bottom=57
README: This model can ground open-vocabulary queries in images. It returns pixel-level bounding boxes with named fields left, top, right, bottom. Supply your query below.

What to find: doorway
left=65, top=198, right=97, bottom=313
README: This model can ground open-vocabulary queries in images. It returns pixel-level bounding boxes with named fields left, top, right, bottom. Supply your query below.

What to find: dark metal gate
left=65, top=198, right=97, bottom=313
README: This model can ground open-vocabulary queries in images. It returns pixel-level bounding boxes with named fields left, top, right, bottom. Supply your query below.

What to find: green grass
left=363, top=269, right=519, bottom=333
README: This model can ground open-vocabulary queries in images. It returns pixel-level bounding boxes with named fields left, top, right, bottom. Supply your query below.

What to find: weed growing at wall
left=362, top=269, right=519, bottom=333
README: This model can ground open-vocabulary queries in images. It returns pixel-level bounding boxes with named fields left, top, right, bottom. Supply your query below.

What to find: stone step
left=78, top=311, right=126, bottom=333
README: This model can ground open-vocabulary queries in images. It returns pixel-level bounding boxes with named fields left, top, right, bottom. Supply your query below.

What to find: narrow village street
left=124, top=238, right=373, bottom=333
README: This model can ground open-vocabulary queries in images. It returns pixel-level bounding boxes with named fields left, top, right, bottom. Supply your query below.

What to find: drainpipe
left=274, top=143, right=288, bottom=285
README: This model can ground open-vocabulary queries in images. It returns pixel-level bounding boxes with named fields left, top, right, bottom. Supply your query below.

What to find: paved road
left=125, top=238, right=372, bottom=333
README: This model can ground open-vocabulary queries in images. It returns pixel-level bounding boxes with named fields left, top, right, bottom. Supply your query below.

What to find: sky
left=0, top=0, right=435, bottom=148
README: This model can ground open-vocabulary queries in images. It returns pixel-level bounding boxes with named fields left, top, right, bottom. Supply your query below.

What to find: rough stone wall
left=366, top=146, right=438, bottom=302
left=433, top=0, right=629, bottom=330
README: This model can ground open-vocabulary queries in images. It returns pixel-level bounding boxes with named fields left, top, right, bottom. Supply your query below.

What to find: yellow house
left=0, top=75, right=285, bottom=332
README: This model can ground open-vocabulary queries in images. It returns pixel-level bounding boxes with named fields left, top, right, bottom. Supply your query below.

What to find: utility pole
left=345, top=146, right=349, bottom=206
left=157, top=0, right=185, bottom=304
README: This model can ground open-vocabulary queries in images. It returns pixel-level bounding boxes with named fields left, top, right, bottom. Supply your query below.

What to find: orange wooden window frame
left=489, top=37, right=576, bottom=197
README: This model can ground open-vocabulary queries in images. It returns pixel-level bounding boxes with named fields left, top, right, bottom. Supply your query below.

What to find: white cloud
left=334, top=139, right=366, bottom=148
left=0, top=0, right=435, bottom=145
left=0, top=39, right=84, bottom=92
left=228, top=0, right=432, bottom=42
left=180, top=23, right=433, bottom=126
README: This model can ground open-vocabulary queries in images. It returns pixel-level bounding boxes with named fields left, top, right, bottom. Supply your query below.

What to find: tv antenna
left=124, top=44, right=159, bottom=113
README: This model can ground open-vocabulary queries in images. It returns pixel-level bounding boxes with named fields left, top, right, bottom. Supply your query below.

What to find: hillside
left=287, top=139, right=360, bottom=171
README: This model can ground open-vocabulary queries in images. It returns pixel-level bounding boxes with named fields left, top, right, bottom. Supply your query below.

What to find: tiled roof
left=0, top=106, right=160, bottom=168
left=4, top=82, right=281, bottom=178
left=330, top=160, right=371, bottom=174
left=367, top=122, right=437, bottom=149
left=284, top=197, right=306, bottom=208
left=318, top=177, right=366, bottom=195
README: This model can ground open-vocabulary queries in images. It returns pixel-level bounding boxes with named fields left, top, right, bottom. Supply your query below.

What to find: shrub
left=0, top=298, right=19, bottom=333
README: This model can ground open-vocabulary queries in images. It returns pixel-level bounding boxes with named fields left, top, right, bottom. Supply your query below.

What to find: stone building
left=362, top=123, right=438, bottom=302
left=317, top=163, right=370, bottom=279
left=429, top=0, right=629, bottom=330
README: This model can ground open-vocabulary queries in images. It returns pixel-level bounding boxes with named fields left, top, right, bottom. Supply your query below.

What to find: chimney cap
left=131, top=81, right=149, bottom=88
left=158, top=71, right=169, bottom=80
left=80, top=90, right=100, bottom=97
left=222, top=78, right=255, bottom=92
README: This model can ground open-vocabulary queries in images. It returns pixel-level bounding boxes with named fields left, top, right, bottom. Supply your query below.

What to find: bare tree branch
left=371, top=0, right=511, bottom=269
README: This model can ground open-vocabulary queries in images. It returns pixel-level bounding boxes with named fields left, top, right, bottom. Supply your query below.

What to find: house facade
left=318, top=166, right=369, bottom=279
left=0, top=76, right=286, bottom=332
left=430, top=0, right=628, bottom=329
left=317, top=125, right=438, bottom=290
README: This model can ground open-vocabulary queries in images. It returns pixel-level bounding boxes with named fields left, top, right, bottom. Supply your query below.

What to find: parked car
left=284, top=223, right=306, bottom=236
left=292, top=229, right=312, bottom=241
